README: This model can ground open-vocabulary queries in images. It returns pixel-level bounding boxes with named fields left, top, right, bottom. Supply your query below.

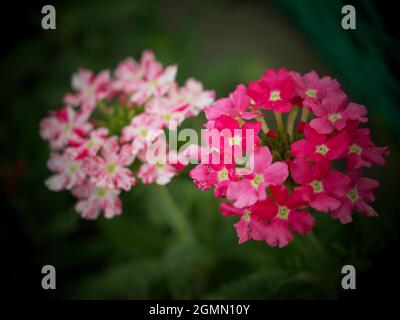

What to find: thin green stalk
left=300, top=107, right=310, bottom=122
left=286, top=106, right=298, bottom=139
left=256, top=116, right=269, bottom=134
left=274, top=112, right=284, bottom=133
left=157, top=185, right=193, bottom=240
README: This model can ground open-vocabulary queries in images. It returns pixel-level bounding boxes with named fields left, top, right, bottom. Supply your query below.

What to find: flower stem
left=157, top=185, right=193, bottom=240
left=274, top=112, right=284, bottom=133
left=300, top=107, right=310, bottom=122
left=256, top=116, right=269, bottom=134
left=286, top=106, right=298, bottom=139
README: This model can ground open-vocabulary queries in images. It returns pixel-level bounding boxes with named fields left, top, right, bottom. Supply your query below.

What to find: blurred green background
left=1, top=0, right=399, bottom=299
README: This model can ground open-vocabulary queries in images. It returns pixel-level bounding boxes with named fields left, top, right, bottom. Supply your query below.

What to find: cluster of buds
left=189, top=68, right=389, bottom=247
left=40, top=50, right=215, bottom=219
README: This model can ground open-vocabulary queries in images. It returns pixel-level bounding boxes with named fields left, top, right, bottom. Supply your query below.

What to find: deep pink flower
left=190, top=163, right=236, bottom=198
left=291, top=70, right=340, bottom=108
left=84, top=137, right=136, bottom=191
left=291, top=124, right=351, bottom=161
left=247, top=68, right=296, bottom=112
left=220, top=201, right=274, bottom=244
left=331, top=170, right=379, bottom=224
left=308, top=93, right=368, bottom=134
left=346, top=126, right=389, bottom=169
left=40, top=107, right=93, bottom=149
left=226, top=146, right=289, bottom=208
left=205, top=84, right=258, bottom=122
left=203, top=115, right=261, bottom=165
left=262, top=185, right=315, bottom=248
left=64, top=68, right=111, bottom=111
left=291, top=158, right=351, bottom=212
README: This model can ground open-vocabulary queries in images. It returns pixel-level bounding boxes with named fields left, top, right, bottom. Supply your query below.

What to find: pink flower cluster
left=40, top=50, right=215, bottom=219
left=190, top=68, right=389, bottom=248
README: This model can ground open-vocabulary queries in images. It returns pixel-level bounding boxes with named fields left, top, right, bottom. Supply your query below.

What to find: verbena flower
left=189, top=68, right=389, bottom=247
left=40, top=50, right=215, bottom=219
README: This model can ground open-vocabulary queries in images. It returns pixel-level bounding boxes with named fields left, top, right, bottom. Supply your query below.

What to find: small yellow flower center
left=269, top=90, right=281, bottom=101
left=243, top=210, right=251, bottom=221
left=251, top=174, right=264, bottom=187
left=310, top=180, right=323, bottom=193
left=349, top=144, right=362, bottom=155
left=106, top=163, right=117, bottom=174
left=96, top=187, right=107, bottom=198
left=163, top=113, right=172, bottom=121
left=139, top=128, right=148, bottom=138
left=86, top=140, right=95, bottom=148
left=69, top=163, right=78, bottom=173
left=328, top=113, right=342, bottom=122
left=315, top=144, right=329, bottom=155
left=306, top=89, right=317, bottom=98
left=218, top=168, right=229, bottom=181
left=155, top=161, right=165, bottom=168
left=347, top=188, right=359, bottom=203
left=229, top=135, right=242, bottom=146
left=278, top=206, right=289, bottom=219
left=64, top=123, right=72, bottom=133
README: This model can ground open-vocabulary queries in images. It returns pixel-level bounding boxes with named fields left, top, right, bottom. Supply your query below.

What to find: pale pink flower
left=112, top=57, right=142, bottom=94
left=45, top=152, right=86, bottom=191
left=145, top=97, right=189, bottom=129
left=84, top=137, right=136, bottom=191
left=67, top=127, right=109, bottom=160
left=40, top=106, right=93, bottom=149
left=136, top=136, right=179, bottom=185
left=64, top=68, right=111, bottom=111
left=137, top=162, right=176, bottom=185
left=130, top=56, right=177, bottom=104
left=121, top=113, right=164, bottom=154
left=72, top=181, right=122, bottom=219
left=169, top=78, right=215, bottom=117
